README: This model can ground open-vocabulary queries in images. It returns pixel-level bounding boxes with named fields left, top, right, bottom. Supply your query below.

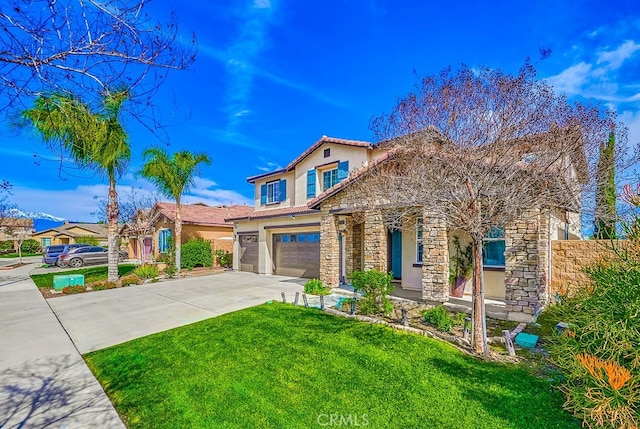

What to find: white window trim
left=322, top=168, right=339, bottom=191
left=266, top=180, right=280, bottom=205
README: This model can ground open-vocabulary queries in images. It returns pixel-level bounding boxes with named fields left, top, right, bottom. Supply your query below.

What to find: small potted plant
left=449, top=236, right=473, bottom=298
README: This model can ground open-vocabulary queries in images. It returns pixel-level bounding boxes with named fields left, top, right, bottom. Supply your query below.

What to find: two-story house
left=228, top=135, right=388, bottom=278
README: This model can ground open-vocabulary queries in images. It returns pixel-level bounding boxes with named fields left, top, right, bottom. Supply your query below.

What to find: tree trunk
left=175, top=200, right=182, bottom=275
left=107, top=177, right=119, bottom=282
left=471, top=235, right=488, bottom=357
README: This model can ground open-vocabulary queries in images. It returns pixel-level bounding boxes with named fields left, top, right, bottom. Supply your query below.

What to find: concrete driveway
left=48, top=271, right=305, bottom=354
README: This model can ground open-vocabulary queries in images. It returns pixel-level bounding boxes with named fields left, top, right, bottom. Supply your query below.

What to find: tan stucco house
left=123, top=202, right=253, bottom=262
left=230, top=133, right=583, bottom=321
left=32, top=222, right=108, bottom=248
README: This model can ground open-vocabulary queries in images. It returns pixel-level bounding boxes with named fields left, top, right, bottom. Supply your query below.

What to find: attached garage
left=239, top=234, right=259, bottom=273
left=273, top=232, right=320, bottom=278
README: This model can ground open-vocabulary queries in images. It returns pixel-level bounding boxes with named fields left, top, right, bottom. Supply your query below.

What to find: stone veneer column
left=421, top=211, right=449, bottom=303
left=363, top=210, right=387, bottom=271
left=320, top=205, right=340, bottom=288
left=504, top=209, right=550, bottom=321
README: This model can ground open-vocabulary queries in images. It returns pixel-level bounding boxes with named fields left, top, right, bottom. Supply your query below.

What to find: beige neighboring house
left=123, top=202, right=253, bottom=262
left=230, top=132, right=584, bottom=322
left=0, top=218, right=34, bottom=250
left=32, top=222, right=108, bottom=249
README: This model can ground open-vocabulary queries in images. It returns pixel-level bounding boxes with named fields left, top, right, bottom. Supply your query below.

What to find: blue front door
left=391, top=230, right=402, bottom=280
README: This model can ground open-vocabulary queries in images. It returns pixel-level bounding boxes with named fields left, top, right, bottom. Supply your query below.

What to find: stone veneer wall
left=319, top=202, right=340, bottom=288
left=551, top=240, right=623, bottom=297
left=504, top=210, right=550, bottom=319
left=421, top=211, right=449, bottom=303
left=363, top=210, right=387, bottom=271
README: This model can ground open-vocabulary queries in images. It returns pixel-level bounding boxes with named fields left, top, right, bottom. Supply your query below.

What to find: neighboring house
left=231, top=132, right=583, bottom=322
left=228, top=135, right=388, bottom=278
left=0, top=218, right=34, bottom=250
left=32, top=222, right=108, bottom=248
left=123, top=202, right=253, bottom=262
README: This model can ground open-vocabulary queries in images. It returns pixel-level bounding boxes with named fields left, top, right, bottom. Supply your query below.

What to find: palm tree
left=139, top=148, right=211, bottom=274
left=22, top=90, right=130, bottom=281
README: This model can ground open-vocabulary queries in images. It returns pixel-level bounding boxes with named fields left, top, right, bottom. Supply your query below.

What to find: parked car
left=43, top=244, right=91, bottom=265
left=57, top=246, right=128, bottom=268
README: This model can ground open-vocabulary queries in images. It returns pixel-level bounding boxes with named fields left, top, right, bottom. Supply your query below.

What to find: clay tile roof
left=225, top=205, right=320, bottom=222
left=155, top=202, right=254, bottom=227
left=247, top=135, right=372, bottom=183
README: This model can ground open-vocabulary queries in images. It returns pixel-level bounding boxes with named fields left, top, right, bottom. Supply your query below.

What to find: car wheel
left=69, top=258, right=83, bottom=268
left=118, top=254, right=125, bottom=263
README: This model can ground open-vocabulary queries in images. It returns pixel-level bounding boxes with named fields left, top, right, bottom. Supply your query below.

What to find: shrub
left=0, top=240, right=14, bottom=251
left=181, top=238, right=212, bottom=269
left=422, top=306, right=455, bottom=332
left=119, top=274, right=140, bottom=287
left=90, top=280, right=117, bottom=291
left=20, top=239, right=40, bottom=254
left=163, top=265, right=177, bottom=278
left=62, top=285, right=86, bottom=294
left=546, top=261, right=640, bottom=429
left=349, top=270, right=394, bottom=316
left=215, top=249, right=233, bottom=268
left=76, top=236, right=99, bottom=246
left=134, top=264, right=160, bottom=279
left=304, top=278, right=330, bottom=295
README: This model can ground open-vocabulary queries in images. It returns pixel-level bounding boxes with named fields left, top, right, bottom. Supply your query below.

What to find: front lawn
left=85, top=304, right=579, bottom=429
left=30, top=264, right=136, bottom=288
left=0, top=252, right=41, bottom=258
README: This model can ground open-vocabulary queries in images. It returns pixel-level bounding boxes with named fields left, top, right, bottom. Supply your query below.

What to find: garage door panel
left=273, top=233, right=320, bottom=278
left=239, top=234, right=258, bottom=273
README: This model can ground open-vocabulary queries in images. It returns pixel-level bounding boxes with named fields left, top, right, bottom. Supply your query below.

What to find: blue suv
left=43, top=244, right=91, bottom=266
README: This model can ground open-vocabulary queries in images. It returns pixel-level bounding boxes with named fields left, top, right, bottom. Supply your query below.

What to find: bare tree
left=0, top=0, right=196, bottom=111
left=355, top=61, right=627, bottom=355
left=119, top=187, right=159, bottom=262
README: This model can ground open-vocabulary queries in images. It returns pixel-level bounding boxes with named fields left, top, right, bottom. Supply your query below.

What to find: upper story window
left=483, top=226, right=505, bottom=267
left=323, top=168, right=339, bottom=191
left=266, top=180, right=280, bottom=204
left=416, top=217, right=424, bottom=263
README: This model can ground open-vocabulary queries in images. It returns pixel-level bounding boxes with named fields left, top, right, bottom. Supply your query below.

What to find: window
left=324, top=148, right=330, bottom=158
left=483, top=226, right=505, bottom=267
left=41, top=237, right=51, bottom=248
left=416, top=217, right=424, bottom=263
left=158, top=229, right=172, bottom=253
left=307, top=169, right=316, bottom=198
left=266, top=180, right=280, bottom=204
left=323, top=169, right=339, bottom=191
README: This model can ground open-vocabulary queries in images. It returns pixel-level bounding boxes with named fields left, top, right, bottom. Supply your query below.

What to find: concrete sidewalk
left=0, top=263, right=125, bottom=429
left=48, top=271, right=305, bottom=354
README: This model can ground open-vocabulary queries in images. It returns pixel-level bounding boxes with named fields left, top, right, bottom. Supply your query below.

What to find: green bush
left=304, top=278, right=330, bottom=295
left=90, top=280, right=118, bottom=291
left=62, top=285, right=86, bottom=294
left=215, top=249, right=233, bottom=268
left=134, top=264, right=160, bottom=279
left=181, top=238, right=212, bottom=269
left=422, top=306, right=454, bottom=332
left=20, top=239, right=40, bottom=254
left=0, top=240, right=14, bottom=251
left=119, top=274, right=140, bottom=287
left=349, top=270, right=394, bottom=316
left=163, top=265, right=177, bottom=277
left=546, top=261, right=640, bottom=429
left=76, top=236, right=99, bottom=246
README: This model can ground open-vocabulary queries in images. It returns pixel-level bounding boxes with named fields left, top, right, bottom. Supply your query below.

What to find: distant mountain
left=8, top=209, right=66, bottom=232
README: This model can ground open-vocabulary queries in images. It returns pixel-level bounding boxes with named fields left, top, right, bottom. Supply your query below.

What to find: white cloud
left=255, top=160, right=282, bottom=172
left=596, top=40, right=640, bottom=69
left=183, top=177, right=252, bottom=206
left=545, top=62, right=592, bottom=95
left=253, top=0, right=271, bottom=8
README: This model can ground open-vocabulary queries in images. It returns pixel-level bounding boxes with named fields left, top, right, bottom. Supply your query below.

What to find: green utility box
left=53, top=274, right=85, bottom=290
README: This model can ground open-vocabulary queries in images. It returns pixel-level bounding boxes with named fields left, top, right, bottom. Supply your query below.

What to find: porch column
left=421, top=211, right=449, bottom=303
left=363, top=209, right=387, bottom=271
left=504, top=209, right=550, bottom=322
left=320, top=206, right=340, bottom=288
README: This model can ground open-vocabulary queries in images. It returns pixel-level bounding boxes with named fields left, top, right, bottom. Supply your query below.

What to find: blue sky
left=2, top=0, right=639, bottom=221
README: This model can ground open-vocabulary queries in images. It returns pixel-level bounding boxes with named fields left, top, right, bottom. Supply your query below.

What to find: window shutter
left=307, top=169, right=316, bottom=198
left=337, top=160, right=349, bottom=180
left=260, top=184, right=267, bottom=205
left=279, top=179, right=287, bottom=202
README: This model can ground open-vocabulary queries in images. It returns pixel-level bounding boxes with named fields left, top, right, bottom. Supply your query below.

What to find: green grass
left=0, top=252, right=41, bottom=258
left=30, top=264, right=136, bottom=288
left=85, top=304, right=580, bottom=429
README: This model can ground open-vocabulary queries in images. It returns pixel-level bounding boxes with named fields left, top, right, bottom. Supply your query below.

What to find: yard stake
left=401, top=308, right=408, bottom=327
left=319, top=295, right=325, bottom=310
left=281, top=292, right=286, bottom=303
left=463, top=317, right=471, bottom=340
left=302, top=293, right=309, bottom=308
left=503, top=330, right=516, bottom=356
left=294, top=292, right=299, bottom=306
left=350, top=299, right=355, bottom=315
